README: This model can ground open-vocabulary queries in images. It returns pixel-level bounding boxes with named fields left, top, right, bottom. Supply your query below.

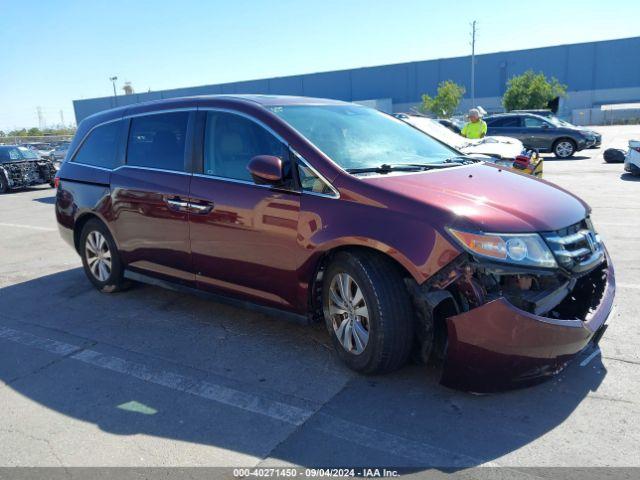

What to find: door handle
left=188, top=201, right=213, bottom=215
left=166, top=196, right=190, bottom=211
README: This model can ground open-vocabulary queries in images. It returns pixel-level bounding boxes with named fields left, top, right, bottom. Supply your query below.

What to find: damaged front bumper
left=0, top=160, right=56, bottom=189
left=440, top=251, right=615, bottom=392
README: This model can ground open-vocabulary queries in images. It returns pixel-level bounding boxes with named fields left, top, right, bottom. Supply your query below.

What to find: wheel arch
left=306, top=243, right=416, bottom=323
left=73, top=212, right=119, bottom=253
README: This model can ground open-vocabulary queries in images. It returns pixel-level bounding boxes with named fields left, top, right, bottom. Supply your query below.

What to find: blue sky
left=1, top=0, right=638, bottom=130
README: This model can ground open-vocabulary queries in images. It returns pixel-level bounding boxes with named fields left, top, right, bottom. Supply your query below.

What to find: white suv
left=625, top=140, right=640, bottom=176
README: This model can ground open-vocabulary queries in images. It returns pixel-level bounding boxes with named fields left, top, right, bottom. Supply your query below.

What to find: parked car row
left=19, top=141, right=71, bottom=163
left=395, top=114, right=543, bottom=177
left=54, top=95, right=614, bottom=392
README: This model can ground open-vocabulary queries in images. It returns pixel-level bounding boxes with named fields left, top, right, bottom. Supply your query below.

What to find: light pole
left=109, top=76, right=118, bottom=105
left=470, top=21, right=477, bottom=109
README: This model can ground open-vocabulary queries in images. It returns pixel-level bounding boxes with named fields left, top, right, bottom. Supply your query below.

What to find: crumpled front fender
left=441, top=256, right=615, bottom=393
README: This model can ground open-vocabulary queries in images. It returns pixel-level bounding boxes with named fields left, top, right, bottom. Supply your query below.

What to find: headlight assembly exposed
left=447, top=228, right=557, bottom=269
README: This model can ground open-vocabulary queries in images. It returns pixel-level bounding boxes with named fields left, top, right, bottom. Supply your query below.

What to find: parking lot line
left=0, top=324, right=501, bottom=467
left=0, top=325, right=314, bottom=426
left=0, top=222, right=57, bottom=232
left=579, top=348, right=601, bottom=367
left=0, top=326, right=83, bottom=356
left=72, top=349, right=315, bottom=426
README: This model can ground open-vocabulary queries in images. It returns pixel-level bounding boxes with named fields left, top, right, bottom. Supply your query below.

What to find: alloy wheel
left=555, top=141, right=574, bottom=158
left=328, top=272, right=370, bottom=355
left=85, top=231, right=112, bottom=282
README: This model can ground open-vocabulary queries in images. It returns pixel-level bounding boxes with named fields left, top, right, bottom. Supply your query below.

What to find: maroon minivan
left=55, top=95, right=615, bottom=392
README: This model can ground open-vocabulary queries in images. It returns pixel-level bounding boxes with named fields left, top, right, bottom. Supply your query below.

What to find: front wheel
left=553, top=139, right=576, bottom=158
left=322, top=251, right=414, bottom=374
left=80, top=219, right=128, bottom=293
left=0, top=175, right=8, bottom=194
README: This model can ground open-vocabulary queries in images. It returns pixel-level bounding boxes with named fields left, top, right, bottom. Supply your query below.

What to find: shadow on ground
left=32, top=195, right=56, bottom=204
left=0, top=268, right=607, bottom=469
left=541, top=155, right=590, bottom=161
left=620, top=173, right=640, bottom=182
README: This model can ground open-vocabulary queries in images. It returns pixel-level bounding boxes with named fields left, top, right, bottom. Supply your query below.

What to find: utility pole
left=470, top=20, right=477, bottom=109
left=109, top=76, right=118, bottom=105
left=59, top=110, right=64, bottom=127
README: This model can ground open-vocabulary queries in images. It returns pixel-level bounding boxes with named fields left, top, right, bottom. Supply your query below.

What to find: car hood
left=459, top=138, right=523, bottom=159
left=361, top=163, right=588, bottom=232
left=468, top=135, right=521, bottom=146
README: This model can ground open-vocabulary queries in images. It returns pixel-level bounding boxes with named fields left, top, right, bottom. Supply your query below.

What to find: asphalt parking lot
left=1, top=125, right=639, bottom=472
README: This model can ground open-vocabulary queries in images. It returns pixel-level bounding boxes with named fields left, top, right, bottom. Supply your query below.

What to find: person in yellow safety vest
left=461, top=108, right=487, bottom=139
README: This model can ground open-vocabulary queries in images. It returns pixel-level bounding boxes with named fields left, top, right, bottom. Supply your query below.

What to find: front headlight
left=447, top=228, right=557, bottom=268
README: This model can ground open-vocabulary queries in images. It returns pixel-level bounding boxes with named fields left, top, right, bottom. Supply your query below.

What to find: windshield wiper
left=442, top=156, right=482, bottom=165
left=346, top=163, right=426, bottom=174
left=347, top=158, right=480, bottom=175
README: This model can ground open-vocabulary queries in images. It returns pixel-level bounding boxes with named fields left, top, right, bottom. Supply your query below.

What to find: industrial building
left=73, top=36, right=640, bottom=125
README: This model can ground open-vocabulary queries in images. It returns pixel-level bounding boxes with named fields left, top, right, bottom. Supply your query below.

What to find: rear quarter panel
left=55, top=162, right=113, bottom=251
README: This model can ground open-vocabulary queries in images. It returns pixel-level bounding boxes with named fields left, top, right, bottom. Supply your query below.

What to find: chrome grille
left=542, top=218, right=604, bottom=274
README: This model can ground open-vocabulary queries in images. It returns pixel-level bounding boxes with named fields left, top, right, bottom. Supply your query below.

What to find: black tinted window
left=127, top=112, right=188, bottom=171
left=73, top=121, right=120, bottom=168
left=204, top=111, right=288, bottom=181
left=487, top=116, right=520, bottom=127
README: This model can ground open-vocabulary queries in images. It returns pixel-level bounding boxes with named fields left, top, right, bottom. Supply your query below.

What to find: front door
left=522, top=116, right=553, bottom=151
left=189, top=110, right=302, bottom=310
left=110, top=111, right=195, bottom=285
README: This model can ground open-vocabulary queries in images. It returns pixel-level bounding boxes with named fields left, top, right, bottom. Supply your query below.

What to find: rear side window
left=126, top=112, right=189, bottom=171
left=203, top=111, right=288, bottom=181
left=487, top=117, right=520, bottom=127
left=73, top=121, right=120, bottom=168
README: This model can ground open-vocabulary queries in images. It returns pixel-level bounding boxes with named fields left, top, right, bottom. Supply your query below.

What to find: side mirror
left=247, top=155, right=284, bottom=185
left=541, top=123, right=550, bottom=129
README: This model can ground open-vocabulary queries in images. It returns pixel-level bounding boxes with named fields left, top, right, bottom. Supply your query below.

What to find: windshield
left=0, top=147, right=39, bottom=162
left=269, top=105, right=457, bottom=170
left=403, top=117, right=468, bottom=149
left=547, top=116, right=573, bottom=127
left=18, top=147, right=39, bottom=159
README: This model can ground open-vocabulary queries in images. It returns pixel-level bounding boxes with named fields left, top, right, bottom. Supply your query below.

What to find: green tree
left=8, top=128, right=27, bottom=137
left=502, top=70, right=567, bottom=111
left=419, top=80, right=466, bottom=118
left=27, top=127, right=42, bottom=136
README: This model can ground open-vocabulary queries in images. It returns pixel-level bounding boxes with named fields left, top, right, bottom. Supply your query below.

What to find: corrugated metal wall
left=74, top=36, right=640, bottom=123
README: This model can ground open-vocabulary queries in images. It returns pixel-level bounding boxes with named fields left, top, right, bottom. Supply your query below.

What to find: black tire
left=603, top=148, right=626, bottom=164
left=79, top=219, right=128, bottom=293
left=0, top=174, right=8, bottom=194
left=553, top=138, right=576, bottom=158
left=322, top=251, right=414, bottom=374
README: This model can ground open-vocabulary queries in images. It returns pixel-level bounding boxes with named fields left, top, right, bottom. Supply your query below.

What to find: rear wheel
left=322, top=251, right=414, bottom=374
left=553, top=139, right=576, bottom=158
left=80, top=219, right=128, bottom=293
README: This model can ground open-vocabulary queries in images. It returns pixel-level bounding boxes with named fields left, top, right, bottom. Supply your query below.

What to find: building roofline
left=74, top=36, right=639, bottom=104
